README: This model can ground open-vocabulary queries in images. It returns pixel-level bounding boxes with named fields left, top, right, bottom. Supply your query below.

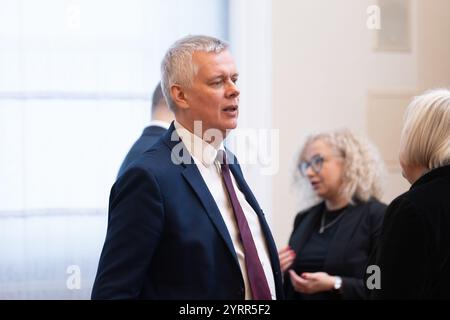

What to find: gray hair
left=160, top=35, right=229, bottom=112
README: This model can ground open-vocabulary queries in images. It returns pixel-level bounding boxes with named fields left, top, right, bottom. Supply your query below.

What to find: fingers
left=280, top=255, right=295, bottom=272
left=289, top=270, right=305, bottom=284
left=279, top=249, right=295, bottom=263
left=289, top=270, right=309, bottom=293
left=301, top=272, right=313, bottom=280
left=278, top=246, right=291, bottom=255
left=293, top=272, right=334, bottom=293
left=278, top=246, right=296, bottom=272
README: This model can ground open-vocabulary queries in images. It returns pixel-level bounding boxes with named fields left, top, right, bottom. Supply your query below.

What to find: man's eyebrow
left=207, top=72, right=239, bottom=81
left=207, top=73, right=225, bottom=80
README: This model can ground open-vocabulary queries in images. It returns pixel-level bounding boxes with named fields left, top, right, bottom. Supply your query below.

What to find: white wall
left=271, top=0, right=429, bottom=247
left=228, top=0, right=274, bottom=223
left=0, top=0, right=229, bottom=299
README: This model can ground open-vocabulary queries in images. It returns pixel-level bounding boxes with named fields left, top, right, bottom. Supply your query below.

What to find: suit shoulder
left=403, top=176, right=450, bottom=214
left=364, top=198, right=387, bottom=218
left=126, top=140, right=172, bottom=174
left=379, top=193, right=435, bottom=251
left=354, top=199, right=387, bottom=231
left=293, top=202, right=322, bottom=230
left=386, top=182, right=449, bottom=239
left=383, top=192, right=423, bottom=227
left=114, top=164, right=160, bottom=191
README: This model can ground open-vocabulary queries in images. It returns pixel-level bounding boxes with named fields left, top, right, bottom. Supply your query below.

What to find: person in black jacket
left=117, top=82, right=174, bottom=178
left=280, top=129, right=387, bottom=300
left=368, top=89, right=450, bottom=299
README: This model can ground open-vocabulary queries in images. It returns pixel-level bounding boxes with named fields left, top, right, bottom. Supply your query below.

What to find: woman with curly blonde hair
left=279, top=129, right=387, bottom=300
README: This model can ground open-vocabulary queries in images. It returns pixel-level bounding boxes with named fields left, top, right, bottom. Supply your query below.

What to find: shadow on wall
left=0, top=209, right=107, bottom=299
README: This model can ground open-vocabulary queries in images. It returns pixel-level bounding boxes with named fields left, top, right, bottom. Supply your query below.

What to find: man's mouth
left=222, top=105, right=238, bottom=112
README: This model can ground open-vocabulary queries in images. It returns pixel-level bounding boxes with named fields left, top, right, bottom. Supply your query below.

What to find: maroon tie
left=217, top=150, right=272, bottom=300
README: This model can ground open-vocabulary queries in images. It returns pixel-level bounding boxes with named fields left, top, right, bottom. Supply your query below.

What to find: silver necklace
left=319, top=210, right=345, bottom=234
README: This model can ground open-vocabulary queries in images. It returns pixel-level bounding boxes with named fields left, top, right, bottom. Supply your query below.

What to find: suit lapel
left=228, top=162, right=274, bottom=248
left=228, top=163, right=262, bottom=215
left=162, top=124, right=239, bottom=263
left=288, top=203, right=323, bottom=251
left=181, top=165, right=238, bottom=262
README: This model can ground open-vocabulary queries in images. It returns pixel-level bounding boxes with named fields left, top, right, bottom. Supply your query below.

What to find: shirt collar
left=174, top=120, right=225, bottom=167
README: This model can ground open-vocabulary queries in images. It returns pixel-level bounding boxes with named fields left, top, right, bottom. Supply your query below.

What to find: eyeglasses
left=299, top=154, right=344, bottom=176
left=298, top=155, right=325, bottom=176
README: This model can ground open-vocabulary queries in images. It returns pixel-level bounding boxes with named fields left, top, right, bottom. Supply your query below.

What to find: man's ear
left=170, top=84, right=189, bottom=110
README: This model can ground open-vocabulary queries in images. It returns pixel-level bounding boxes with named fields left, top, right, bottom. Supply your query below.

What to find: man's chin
left=228, top=118, right=239, bottom=128
left=223, top=122, right=238, bottom=135
left=217, top=119, right=238, bottom=130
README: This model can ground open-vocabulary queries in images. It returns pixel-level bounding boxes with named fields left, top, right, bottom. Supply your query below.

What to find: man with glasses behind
left=278, top=129, right=387, bottom=300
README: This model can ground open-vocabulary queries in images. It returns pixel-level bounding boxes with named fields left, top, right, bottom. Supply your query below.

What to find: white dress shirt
left=174, top=121, right=276, bottom=300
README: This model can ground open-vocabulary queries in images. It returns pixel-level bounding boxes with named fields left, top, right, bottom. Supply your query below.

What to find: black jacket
left=369, top=165, right=450, bottom=299
left=117, top=125, right=167, bottom=178
left=285, top=199, right=386, bottom=300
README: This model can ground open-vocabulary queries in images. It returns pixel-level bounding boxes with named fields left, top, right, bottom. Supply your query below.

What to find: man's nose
left=225, top=80, right=240, bottom=99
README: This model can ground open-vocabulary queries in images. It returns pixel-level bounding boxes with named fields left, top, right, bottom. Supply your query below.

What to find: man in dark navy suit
left=92, top=35, right=283, bottom=300
left=117, top=82, right=174, bottom=178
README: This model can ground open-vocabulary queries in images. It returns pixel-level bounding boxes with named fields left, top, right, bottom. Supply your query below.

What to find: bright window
left=0, top=0, right=229, bottom=299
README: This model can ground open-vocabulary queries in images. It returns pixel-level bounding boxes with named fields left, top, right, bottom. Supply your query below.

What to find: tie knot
left=216, top=149, right=227, bottom=165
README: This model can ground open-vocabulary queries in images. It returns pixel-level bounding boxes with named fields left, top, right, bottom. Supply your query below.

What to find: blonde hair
left=400, top=89, right=450, bottom=170
left=295, top=129, right=385, bottom=205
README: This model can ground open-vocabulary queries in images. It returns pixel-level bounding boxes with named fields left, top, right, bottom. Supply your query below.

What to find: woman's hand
left=278, top=246, right=296, bottom=273
left=289, top=270, right=336, bottom=294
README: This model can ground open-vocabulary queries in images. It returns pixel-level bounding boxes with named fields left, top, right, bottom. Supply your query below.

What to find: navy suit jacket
left=117, top=125, right=167, bottom=178
left=92, top=123, right=283, bottom=300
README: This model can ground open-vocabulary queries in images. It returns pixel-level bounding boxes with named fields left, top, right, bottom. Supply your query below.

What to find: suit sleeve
left=91, top=167, right=164, bottom=299
left=370, top=198, right=431, bottom=299
left=340, top=201, right=386, bottom=300
left=339, top=277, right=367, bottom=299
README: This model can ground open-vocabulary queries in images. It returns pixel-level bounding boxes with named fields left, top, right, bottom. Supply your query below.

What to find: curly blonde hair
left=295, top=128, right=385, bottom=206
